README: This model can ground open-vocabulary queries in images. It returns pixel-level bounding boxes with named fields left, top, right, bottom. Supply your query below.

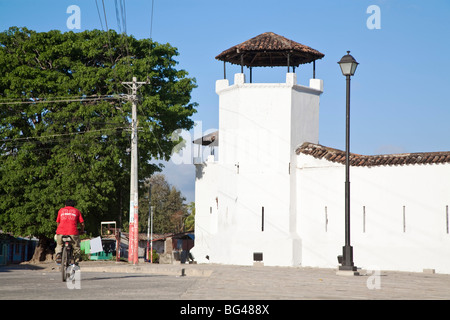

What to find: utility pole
left=146, top=184, right=154, bottom=263
left=122, top=77, right=147, bottom=265
left=150, top=205, right=154, bottom=263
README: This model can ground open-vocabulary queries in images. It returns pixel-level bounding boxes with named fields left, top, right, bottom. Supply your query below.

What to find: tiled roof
left=296, top=142, right=450, bottom=167
left=216, top=32, right=324, bottom=67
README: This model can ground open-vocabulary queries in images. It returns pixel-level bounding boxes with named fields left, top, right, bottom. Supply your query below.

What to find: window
left=446, top=205, right=449, bottom=234
left=261, top=207, right=264, bottom=232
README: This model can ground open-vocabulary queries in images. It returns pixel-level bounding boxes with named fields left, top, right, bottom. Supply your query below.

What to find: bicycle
left=60, top=235, right=79, bottom=282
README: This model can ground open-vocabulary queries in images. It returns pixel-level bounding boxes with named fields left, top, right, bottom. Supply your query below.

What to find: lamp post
left=337, top=51, right=359, bottom=272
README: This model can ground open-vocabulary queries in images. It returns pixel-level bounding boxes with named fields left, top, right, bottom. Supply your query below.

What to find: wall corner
left=216, top=79, right=229, bottom=93
left=309, top=79, right=324, bottom=92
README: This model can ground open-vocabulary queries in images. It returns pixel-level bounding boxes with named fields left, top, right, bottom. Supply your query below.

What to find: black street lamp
left=337, top=51, right=359, bottom=272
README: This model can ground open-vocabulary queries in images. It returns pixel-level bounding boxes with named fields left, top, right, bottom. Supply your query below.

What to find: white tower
left=193, top=32, right=324, bottom=266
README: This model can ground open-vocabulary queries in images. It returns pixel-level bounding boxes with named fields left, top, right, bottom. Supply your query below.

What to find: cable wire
left=0, top=95, right=118, bottom=105
left=95, top=0, right=104, bottom=30
left=1, top=126, right=129, bottom=143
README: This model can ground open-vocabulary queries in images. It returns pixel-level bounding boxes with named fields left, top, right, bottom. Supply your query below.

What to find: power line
left=149, top=0, right=155, bottom=41
left=114, top=0, right=123, bottom=34
left=0, top=127, right=128, bottom=157
left=1, top=126, right=129, bottom=143
left=101, top=0, right=110, bottom=32
left=121, top=0, right=127, bottom=34
left=101, top=0, right=121, bottom=94
left=0, top=94, right=112, bottom=103
left=147, top=0, right=155, bottom=82
left=0, top=95, right=118, bottom=105
left=94, top=0, right=104, bottom=30
left=115, top=0, right=132, bottom=78
left=145, top=0, right=165, bottom=157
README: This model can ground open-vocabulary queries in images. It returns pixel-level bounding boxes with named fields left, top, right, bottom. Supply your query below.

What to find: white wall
left=193, top=73, right=322, bottom=266
left=194, top=70, right=450, bottom=274
left=191, top=159, right=220, bottom=263
left=296, top=153, right=450, bottom=274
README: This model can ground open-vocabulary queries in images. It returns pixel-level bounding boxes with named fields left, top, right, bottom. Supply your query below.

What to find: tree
left=184, top=202, right=195, bottom=232
left=0, top=27, right=197, bottom=261
left=139, top=174, right=188, bottom=234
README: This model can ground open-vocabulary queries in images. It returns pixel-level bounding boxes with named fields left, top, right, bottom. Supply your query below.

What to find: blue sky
left=1, top=0, right=450, bottom=203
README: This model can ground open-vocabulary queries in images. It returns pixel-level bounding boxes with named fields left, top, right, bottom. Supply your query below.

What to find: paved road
left=0, top=269, right=196, bottom=300
left=1, top=261, right=450, bottom=302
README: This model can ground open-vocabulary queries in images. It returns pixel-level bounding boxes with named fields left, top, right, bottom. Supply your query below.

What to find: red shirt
left=56, top=206, right=84, bottom=235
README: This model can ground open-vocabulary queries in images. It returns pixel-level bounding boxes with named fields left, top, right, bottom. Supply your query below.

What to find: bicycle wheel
left=61, top=246, right=68, bottom=282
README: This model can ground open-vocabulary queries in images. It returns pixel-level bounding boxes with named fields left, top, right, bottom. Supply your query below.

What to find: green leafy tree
left=184, top=202, right=195, bottom=232
left=138, top=174, right=188, bottom=234
left=0, top=27, right=197, bottom=260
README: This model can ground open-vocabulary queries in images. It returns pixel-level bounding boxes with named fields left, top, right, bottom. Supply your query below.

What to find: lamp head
left=338, top=51, right=359, bottom=76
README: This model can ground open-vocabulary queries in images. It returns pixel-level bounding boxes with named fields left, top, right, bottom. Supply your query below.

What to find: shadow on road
left=0, top=264, right=46, bottom=272
left=83, top=274, right=168, bottom=281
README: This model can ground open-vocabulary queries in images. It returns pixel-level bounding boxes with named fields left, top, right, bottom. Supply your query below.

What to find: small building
left=0, top=232, right=38, bottom=265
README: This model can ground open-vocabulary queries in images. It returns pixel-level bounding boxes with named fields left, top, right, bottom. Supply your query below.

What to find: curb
left=77, top=262, right=213, bottom=277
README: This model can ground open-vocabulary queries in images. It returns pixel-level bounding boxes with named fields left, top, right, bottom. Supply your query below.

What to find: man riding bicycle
left=55, top=199, right=85, bottom=265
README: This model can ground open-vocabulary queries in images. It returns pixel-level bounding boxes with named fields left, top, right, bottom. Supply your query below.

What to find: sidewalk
left=31, top=260, right=450, bottom=299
